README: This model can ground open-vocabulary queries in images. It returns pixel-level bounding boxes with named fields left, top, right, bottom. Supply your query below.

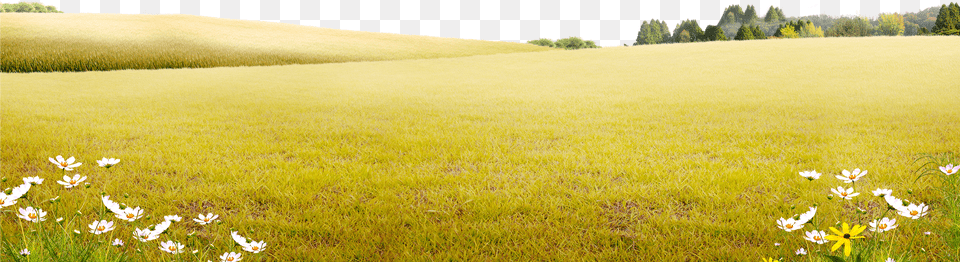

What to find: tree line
left=631, top=2, right=959, bottom=46
left=527, top=37, right=600, bottom=50
left=1, top=2, right=62, bottom=13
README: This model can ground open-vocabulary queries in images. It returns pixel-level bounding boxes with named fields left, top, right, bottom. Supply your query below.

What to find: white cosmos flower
left=164, top=215, right=182, bottom=222
left=17, top=206, right=47, bottom=223
left=134, top=228, right=159, bottom=242
left=884, top=195, right=907, bottom=211
left=232, top=231, right=267, bottom=253
left=194, top=213, right=219, bottom=225
left=836, top=169, right=867, bottom=183
left=22, top=176, right=43, bottom=185
left=159, top=241, right=185, bottom=254
left=872, top=188, right=893, bottom=197
left=831, top=186, right=859, bottom=200
left=112, top=238, right=124, bottom=246
left=57, top=174, right=87, bottom=189
left=898, top=203, right=929, bottom=219
left=19, top=248, right=29, bottom=256
left=885, top=258, right=895, bottom=262
left=104, top=196, right=145, bottom=222
left=797, top=207, right=817, bottom=224
left=940, top=164, right=960, bottom=175
left=220, top=252, right=243, bottom=262
left=49, top=155, right=82, bottom=171
left=804, top=230, right=829, bottom=244
left=796, top=248, right=807, bottom=256
left=116, top=207, right=144, bottom=222
left=799, top=170, right=821, bottom=180
left=134, top=220, right=172, bottom=242
left=869, top=217, right=897, bottom=232
left=97, top=158, right=121, bottom=168
left=88, top=220, right=116, bottom=234
left=0, top=183, right=31, bottom=208
left=777, top=217, right=802, bottom=232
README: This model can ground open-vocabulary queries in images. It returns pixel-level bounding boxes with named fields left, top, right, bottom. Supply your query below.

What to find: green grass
left=0, top=13, right=549, bottom=72
left=1, top=36, right=959, bottom=261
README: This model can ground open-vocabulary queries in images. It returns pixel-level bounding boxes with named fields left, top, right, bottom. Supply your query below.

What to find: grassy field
left=2, top=36, right=959, bottom=261
left=0, top=13, right=548, bottom=72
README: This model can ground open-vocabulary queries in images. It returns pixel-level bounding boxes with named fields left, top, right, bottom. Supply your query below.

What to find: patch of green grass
left=1, top=37, right=959, bottom=261
left=0, top=13, right=549, bottom=72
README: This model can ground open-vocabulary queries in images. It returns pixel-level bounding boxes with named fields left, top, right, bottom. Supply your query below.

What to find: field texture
left=0, top=13, right=548, bottom=72
left=2, top=37, right=959, bottom=261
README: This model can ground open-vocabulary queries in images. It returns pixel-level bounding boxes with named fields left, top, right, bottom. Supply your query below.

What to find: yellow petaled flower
left=761, top=257, right=775, bottom=262
left=825, top=223, right=866, bottom=257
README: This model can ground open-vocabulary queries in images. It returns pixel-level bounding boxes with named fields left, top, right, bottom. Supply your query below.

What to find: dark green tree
left=764, top=6, right=779, bottom=22
left=635, top=20, right=665, bottom=45
left=932, top=3, right=960, bottom=35
left=905, top=22, right=920, bottom=36
left=743, top=5, right=759, bottom=24
left=673, top=20, right=704, bottom=42
left=659, top=20, right=672, bottom=42
left=704, top=25, right=727, bottom=41
left=735, top=25, right=754, bottom=40
left=752, top=25, right=766, bottom=39
left=719, top=5, right=744, bottom=25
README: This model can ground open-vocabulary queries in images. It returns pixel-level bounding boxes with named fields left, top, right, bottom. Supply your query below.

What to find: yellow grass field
left=0, top=13, right=548, bottom=72
left=2, top=36, right=959, bottom=261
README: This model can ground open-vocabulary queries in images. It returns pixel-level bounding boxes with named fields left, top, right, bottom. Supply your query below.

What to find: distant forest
left=625, top=2, right=960, bottom=46
left=1, top=2, right=62, bottom=13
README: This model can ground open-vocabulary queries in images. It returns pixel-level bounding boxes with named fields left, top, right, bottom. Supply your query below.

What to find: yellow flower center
left=60, top=161, right=68, bottom=167
left=785, top=224, right=793, bottom=229
left=228, top=258, right=235, bottom=261
left=70, top=179, right=77, bottom=185
left=204, top=218, right=210, bottom=222
left=142, top=235, right=149, bottom=239
left=879, top=224, right=887, bottom=229
left=252, top=246, right=259, bottom=251
left=0, top=199, right=5, bottom=205
left=813, top=236, right=821, bottom=241
left=168, top=246, right=176, bottom=251
left=97, top=225, right=106, bottom=231
left=841, top=192, right=848, bottom=196
left=28, top=213, right=37, bottom=219
left=910, top=210, right=918, bottom=216
left=126, top=213, right=135, bottom=218
left=848, top=175, right=856, bottom=179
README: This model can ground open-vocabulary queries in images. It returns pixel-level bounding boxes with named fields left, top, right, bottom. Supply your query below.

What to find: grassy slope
left=0, top=13, right=549, bottom=72
left=2, top=37, right=960, bottom=261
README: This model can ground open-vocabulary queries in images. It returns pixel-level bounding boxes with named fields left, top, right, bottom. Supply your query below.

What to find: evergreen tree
left=932, top=3, right=960, bottom=35
left=764, top=6, right=783, bottom=23
left=776, top=8, right=785, bottom=20
left=635, top=20, right=666, bottom=45
left=752, top=25, right=766, bottom=39
left=719, top=5, right=744, bottom=25
left=704, top=25, right=728, bottom=41
left=660, top=20, right=672, bottom=42
left=735, top=25, right=755, bottom=40
left=743, top=5, right=759, bottom=24
left=673, top=20, right=704, bottom=42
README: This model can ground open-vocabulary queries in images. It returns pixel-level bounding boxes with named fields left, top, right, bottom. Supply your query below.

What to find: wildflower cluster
left=765, top=164, right=950, bottom=260
left=1, top=155, right=267, bottom=261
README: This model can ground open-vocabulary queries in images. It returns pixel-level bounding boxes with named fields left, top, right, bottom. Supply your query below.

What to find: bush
left=527, top=38, right=555, bottom=48
left=825, top=17, right=875, bottom=37
left=877, top=13, right=906, bottom=36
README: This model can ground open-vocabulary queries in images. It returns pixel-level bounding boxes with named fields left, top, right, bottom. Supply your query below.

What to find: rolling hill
left=0, top=13, right=550, bottom=72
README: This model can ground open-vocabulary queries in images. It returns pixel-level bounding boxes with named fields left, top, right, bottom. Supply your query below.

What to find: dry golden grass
left=0, top=13, right=549, bottom=72
left=1, top=36, right=959, bottom=261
